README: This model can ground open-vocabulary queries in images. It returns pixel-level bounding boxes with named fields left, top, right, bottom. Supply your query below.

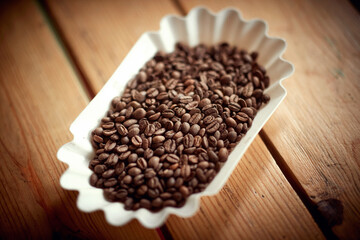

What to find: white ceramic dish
left=57, top=7, right=294, bottom=228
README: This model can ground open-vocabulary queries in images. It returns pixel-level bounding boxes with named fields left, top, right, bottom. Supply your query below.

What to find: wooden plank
left=178, top=0, right=360, bottom=239
left=0, top=1, right=159, bottom=239
left=45, top=0, right=324, bottom=238
left=44, top=0, right=180, bottom=93
left=167, top=136, right=324, bottom=240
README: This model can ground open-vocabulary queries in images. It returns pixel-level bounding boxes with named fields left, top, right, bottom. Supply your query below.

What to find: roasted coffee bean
left=189, top=124, right=200, bottom=135
left=147, top=156, right=159, bottom=170
left=119, top=152, right=131, bottom=162
left=102, top=169, right=115, bottom=179
left=236, top=112, right=249, bottom=122
left=219, top=148, right=229, bottom=162
left=144, top=169, right=156, bottom=179
left=105, top=153, right=119, bottom=166
left=90, top=173, right=98, bottom=186
left=133, top=174, right=145, bottom=186
left=208, top=150, right=219, bottom=162
left=89, top=42, right=271, bottom=211
left=163, top=199, right=177, bottom=207
left=140, top=199, right=151, bottom=209
left=137, top=157, right=147, bottom=170
left=166, top=154, right=180, bottom=163
left=181, top=165, right=191, bottom=179
left=181, top=122, right=190, bottom=134
left=128, top=128, right=140, bottom=138
left=152, top=197, right=163, bottom=208
left=164, top=139, right=176, bottom=153
left=123, top=175, right=132, bottom=184
left=98, top=153, right=109, bottom=161
left=241, top=107, right=254, bottom=118
left=225, top=117, right=237, bottom=128
left=128, top=167, right=141, bottom=176
left=104, top=178, right=117, bottom=187
left=116, top=189, right=128, bottom=199
left=149, top=112, right=161, bottom=121
left=153, top=135, right=165, bottom=144
left=206, top=121, right=220, bottom=133
left=93, top=135, right=104, bottom=144
left=132, top=108, right=146, bottom=119
left=116, top=123, right=128, bottom=136
left=228, top=131, right=238, bottom=143
left=145, top=124, right=156, bottom=136
left=193, top=135, right=202, bottom=147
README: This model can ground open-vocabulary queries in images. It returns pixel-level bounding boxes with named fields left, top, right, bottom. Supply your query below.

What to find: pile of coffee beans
left=89, top=42, right=270, bottom=211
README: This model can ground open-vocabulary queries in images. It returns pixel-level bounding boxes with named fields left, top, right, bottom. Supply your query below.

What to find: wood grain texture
left=0, top=1, right=159, bottom=239
left=167, top=136, right=324, bottom=240
left=45, top=0, right=324, bottom=238
left=44, top=0, right=180, bottom=93
left=178, top=0, right=360, bottom=239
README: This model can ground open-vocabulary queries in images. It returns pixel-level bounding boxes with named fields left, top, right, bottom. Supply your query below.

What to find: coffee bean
left=90, top=173, right=98, bottom=186
left=236, top=112, right=249, bottom=122
left=144, top=169, right=155, bottom=179
left=128, top=128, right=140, bottom=138
left=241, top=107, right=254, bottom=118
left=94, top=165, right=106, bottom=174
left=89, top=42, right=271, bottom=211
left=151, top=197, right=163, bottom=208
left=149, top=112, right=161, bottom=121
left=206, top=121, right=220, bottom=133
left=104, top=178, right=117, bottom=187
left=166, top=154, right=179, bottom=164
left=132, top=108, right=146, bottom=119
left=185, top=101, right=198, bottom=110
left=153, top=135, right=165, bottom=144
left=128, top=167, right=141, bottom=176
left=181, top=122, right=190, bottom=134
left=224, top=118, right=236, bottom=130
left=164, top=139, right=176, bottom=153
left=181, top=165, right=191, bottom=179
left=93, top=135, right=103, bottom=144
left=140, top=199, right=151, bottom=209
left=228, top=131, right=238, bottom=143
left=218, top=148, right=229, bottom=162
left=120, top=152, right=131, bottom=162
left=181, top=113, right=191, bottom=122
left=208, top=150, right=219, bottom=162
left=105, top=153, right=118, bottom=166
left=179, top=96, right=193, bottom=104
left=123, top=175, right=132, bottom=184
left=163, top=199, right=177, bottom=207
left=98, top=153, right=109, bottom=161
left=149, top=156, right=160, bottom=169
left=131, top=135, right=142, bottom=147
left=145, top=124, right=156, bottom=136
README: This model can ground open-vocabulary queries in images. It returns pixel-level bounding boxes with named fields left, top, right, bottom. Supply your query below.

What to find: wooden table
left=1, top=0, right=359, bottom=239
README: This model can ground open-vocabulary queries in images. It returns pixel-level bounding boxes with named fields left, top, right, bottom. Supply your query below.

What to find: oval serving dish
left=57, top=7, right=294, bottom=228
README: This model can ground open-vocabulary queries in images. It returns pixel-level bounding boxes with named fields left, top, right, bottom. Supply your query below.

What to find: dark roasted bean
left=219, top=148, right=228, bottom=162
left=131, top=135, right=142, bottom=147
left=148, top=156, right=160, bottom=169
left=89, top=42, right=271, bottom=211
left=128, top=167, right=141, bottom=176
left=90, top=173, right=98, bottom=186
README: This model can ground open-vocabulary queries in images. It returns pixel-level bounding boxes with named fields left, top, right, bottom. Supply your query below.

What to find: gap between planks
left=259, top=130, right=339, bottom=240
left=37, top=0, right=96, bottom=100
